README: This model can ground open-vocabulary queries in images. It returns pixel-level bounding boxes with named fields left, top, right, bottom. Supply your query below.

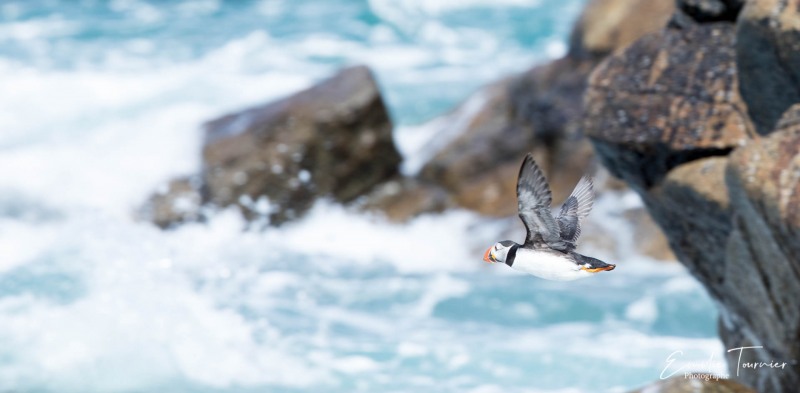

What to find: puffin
left=482, top=154, right=615, bottom=281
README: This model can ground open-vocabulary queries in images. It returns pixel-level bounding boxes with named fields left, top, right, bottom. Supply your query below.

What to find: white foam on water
left=626, top=296, right=659, bottom=324
left=265, top=202, right=487, bottom=273
left=0, top=214, right=335, bottom=391
left=0, top=218, right=59, bottom=273
left=0, top=15, right=79, bottom=42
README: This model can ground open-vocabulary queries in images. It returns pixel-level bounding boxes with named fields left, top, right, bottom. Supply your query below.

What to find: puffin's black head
left=483, top=240, right=519, bottom=266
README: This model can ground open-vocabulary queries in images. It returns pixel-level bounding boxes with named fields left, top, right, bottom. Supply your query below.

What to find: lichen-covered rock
left=569, top=0, right=675, bottom=60
left=201, top=65, right=401, bottom=225
left=628, top=376, right=756, bottom=393
left=723, top=104, right=800, bottom=391
left=139, top=176, right=203, bottom=229
left=585, top=21, right=755, bottom=190
left=736, top=0, right=800, bottom=134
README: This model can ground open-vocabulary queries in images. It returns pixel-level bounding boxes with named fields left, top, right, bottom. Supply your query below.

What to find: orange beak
left=483, top=247, right=494, bottom=263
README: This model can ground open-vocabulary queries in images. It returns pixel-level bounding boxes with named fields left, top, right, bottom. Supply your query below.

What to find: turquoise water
left=0, top=1, right=723, bottom=392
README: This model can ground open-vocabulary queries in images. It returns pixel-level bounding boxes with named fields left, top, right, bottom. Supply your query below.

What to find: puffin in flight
left=483, top=154, right=615, bottom=281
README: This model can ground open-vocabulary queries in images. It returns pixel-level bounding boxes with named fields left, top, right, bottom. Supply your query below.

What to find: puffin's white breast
left=511, top=249, right=592, bottom=281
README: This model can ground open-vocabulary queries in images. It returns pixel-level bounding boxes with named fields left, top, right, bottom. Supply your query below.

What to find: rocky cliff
left=585, top=0, right=800, bottom=391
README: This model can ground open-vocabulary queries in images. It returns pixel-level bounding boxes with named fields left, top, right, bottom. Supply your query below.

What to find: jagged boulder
left=584, top=21, right=755, bottom=191
left=736, top=0, right=800, bottom=134
left=142, top=65, right=401, bottom=227
left=201, top=65, right=400, bottom=225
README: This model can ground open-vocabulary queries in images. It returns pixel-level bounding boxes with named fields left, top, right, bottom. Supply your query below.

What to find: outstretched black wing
left=517, top=154, right=563, bottom=249
left=555, top=176, right=594, bottom=251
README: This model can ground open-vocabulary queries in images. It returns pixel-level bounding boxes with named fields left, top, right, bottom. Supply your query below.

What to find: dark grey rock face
left=736, top=0, right=800, bottom=134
